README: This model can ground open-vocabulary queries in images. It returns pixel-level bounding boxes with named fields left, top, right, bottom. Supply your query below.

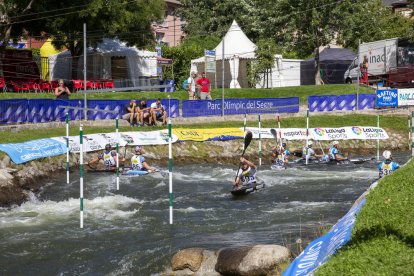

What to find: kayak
left=271, top=164, right=286, bottom=170
left=122, top=170, right=149, bottom=176
left=231, top=182, right=265, bottom=196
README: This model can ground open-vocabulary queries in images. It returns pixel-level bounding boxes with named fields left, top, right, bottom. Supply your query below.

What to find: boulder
left=162, top=250, right=219, bottom=276
left=215, top=245, right=290, bottom=276
left=172, top=248, right=204, bottom=272
left=0, top=155, right=11, bottom=169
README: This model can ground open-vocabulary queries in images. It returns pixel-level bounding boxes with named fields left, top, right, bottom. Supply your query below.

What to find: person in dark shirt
left=122, top=99, right=138, bottom=126
left=137, top=97, right=151, bottom=126
left=55, top=79, right=71, bottom=99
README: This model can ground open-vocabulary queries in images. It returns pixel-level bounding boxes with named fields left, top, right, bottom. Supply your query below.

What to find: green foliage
left=158, top=35, right=221, bottom=89
left=315, top=158, right=414, bottom=275
left=250, top=38, right=278, bottom=88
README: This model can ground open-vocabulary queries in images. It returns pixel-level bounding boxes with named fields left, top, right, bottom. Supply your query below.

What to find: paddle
left=234, top=131, right=253, bottom=183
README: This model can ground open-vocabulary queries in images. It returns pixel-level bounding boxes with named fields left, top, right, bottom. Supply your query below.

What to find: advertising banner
left=173, top=128, right=244, bottom=141
left=283, top=199, right=366, bottom=276
left=244, top=127, right=388, bottom=140
left=182, top=97, right=299, bottom=117
left=308, top=94, right=375, bottom=112
left=397, top=88, right=414, bottom=106
left=0, top=99, right=28, bottom=124
left=375, top=89, right=398, bottom=107
left=0, top=138, right=66, bottom=164
left=52, top=130, right=179, bottom=153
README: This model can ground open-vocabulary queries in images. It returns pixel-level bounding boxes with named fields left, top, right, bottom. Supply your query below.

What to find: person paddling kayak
left=302, top=141, right=323, bottom=161
left=88, top=144, right=124, bottom=170
left=378, top=150, right=399, bottom=178
left=130, top=145, right=157, bottom=173
left=328, top=141, right=347, bottom=162
left=234, top=156, right=257, bottom=188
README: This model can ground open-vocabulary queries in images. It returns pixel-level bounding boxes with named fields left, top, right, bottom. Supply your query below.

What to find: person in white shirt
left=302, top=140, right=323, bottom=161
left=187, top=71, right=197, bottom=100
left=150, top=98, right=167, bottom=126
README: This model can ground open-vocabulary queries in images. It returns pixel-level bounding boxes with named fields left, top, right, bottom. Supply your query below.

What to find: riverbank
left=314, top=158, right=414, bottom=275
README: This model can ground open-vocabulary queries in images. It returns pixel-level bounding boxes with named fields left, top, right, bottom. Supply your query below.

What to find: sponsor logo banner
left=283, top=199, right=366, bottom=276
left=173, top=128, right=244, bottom=141
left=50, top=130, right=178, bottom=153
left=398, top=89, right=414, bottom=106
left=0, top=138, right=66, bottom=164
left=376, top=89, right=398, bottom=107
left=244, top=127, right=388, bottom=140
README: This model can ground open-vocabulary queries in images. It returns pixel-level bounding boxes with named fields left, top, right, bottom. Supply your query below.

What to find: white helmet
left=383, top=150, right=392, bottom=159
left=333, top=141, right=339, bottom=146
left=307, top=141, right=313, bottom=146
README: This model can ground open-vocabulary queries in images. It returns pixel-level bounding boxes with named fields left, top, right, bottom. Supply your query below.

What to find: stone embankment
left=0, top=132, right=408, bottom=207
left=160, top=245, right=290, bottom=276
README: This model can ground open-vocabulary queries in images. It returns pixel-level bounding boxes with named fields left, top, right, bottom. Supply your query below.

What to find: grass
left=315, top=159, right=414, bottom=275
left=0, top=84, right=373, bottom=105
left=0, top=114, right=407, bottom=144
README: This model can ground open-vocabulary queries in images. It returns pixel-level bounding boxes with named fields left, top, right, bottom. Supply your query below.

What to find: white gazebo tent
left=49, top=38, right=158, bottom=87
left=191, top=20, right=256, bottom=88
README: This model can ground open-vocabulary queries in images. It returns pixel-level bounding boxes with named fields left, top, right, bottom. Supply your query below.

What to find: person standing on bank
left=55, top=79, right=71, bottom=99
left=187, top=71, right=197, bottom=100
left=196, top=72, right=212, bottom=100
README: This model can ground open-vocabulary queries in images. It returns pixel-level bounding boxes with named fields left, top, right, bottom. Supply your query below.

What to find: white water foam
left=0, top=195, right=143, bottom=228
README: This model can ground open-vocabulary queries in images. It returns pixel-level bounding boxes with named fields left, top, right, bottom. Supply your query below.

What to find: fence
left=0, top=98, right=179, bottom=125
left=308, top=94, right=375, bottom=112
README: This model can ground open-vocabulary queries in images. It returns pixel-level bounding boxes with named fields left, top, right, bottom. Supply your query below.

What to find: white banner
left=398, top=89, right=414, bottom=106
left=244, top=126, right=388, bottom=141
left=51, top=130, right=179, bottom=153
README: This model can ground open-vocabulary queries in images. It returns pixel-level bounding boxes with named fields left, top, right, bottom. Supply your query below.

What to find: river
left=0, top=153, right=410, bottom=275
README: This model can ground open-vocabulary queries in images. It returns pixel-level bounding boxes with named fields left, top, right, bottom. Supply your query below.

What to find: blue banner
left=54, top=99, right=84, bottom=121
left=0, top=138, right=67, bottom=164
left=28, top=99, right=56, bottom=123
left=308, top=94, right=375, bottom=112
left=182, top=98, right=299, bottom=117
left=283, top=199, right=366, bottom=276
left=0, top=99, right=28, bottom=124
left=88, top=100, right=127, bottom=120
left=375, top=89, right=398, bottom=107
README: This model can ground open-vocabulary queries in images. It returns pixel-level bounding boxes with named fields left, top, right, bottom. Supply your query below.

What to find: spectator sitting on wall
left=137, top=97, right=151, bottom=126
left=55, top=79, right=71, bottom=99
left=196, top=72, right=212, bottom=100
left=122, top=99, right=138, bottom=126
left=150, top=98, right=167, bottom=126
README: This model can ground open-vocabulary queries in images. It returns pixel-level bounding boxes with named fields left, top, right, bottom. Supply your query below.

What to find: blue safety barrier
left=283, top=198, right=366, bottom=276
left=308, top=94, right=375, bottom=112
left=28, top=99, right=56, bottom=123
left=54, top=99, right=85, bottom=121
left=182, top=97, right=299, bottom=117
left=0, top=99, right=28, bottom=124
left=88, top=100, right=128, bottom=120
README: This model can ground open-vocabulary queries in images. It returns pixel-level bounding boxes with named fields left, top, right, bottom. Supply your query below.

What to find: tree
left=37, top=0, right=164, bottom=79
left=250, top=38, right=277, bottom=88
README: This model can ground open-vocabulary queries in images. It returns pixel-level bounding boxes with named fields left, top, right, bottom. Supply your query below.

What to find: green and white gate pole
left=79, top=125, right=84, bottom=229
left=168, top=118, right=173, bottom=224
left=243, top=113, right=247, bottom=133
left=305, top=109, right=309, bottom=165
left=412, top=111, right=414, bottom=156
left=66, top=113, right=70, bottom=184
left=116, top=117, right=120, bottom=190
left=258, top=114, right=262, bottom=166
left=278, top=114, right=282, bottom=147
left=377, top=114, right=380, bottom=162
left=408, top=113, right=411, bottom=152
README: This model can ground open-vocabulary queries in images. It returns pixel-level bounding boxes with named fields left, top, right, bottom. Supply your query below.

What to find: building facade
left=152, top=0, right=185, bottom=47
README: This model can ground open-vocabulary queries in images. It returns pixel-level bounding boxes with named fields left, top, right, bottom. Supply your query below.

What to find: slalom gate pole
left=244, top=113, right=247, bottom=133
left=79, top=125, right=84, bottom=228
left=377, top=114, right=380, bottom=162
left=306, top=109, right=309, bottom=165
left=278, top=114, right=282, bottom=147
left=66, top=113, right=70, bottom=184
left=408, top=114, right=411, bottom=151
left=116, top=117, right=120, bottom=191
left=258, top=114, right=262, bottom=166
left=412, top=111, right=414, bottom=157
left=168, top=118, right=173, bottom=224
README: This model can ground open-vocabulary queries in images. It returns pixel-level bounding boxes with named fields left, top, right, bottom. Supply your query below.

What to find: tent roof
left=305, top=48, right=356, bottom=62
left=192, top=20, right=256, bottom=63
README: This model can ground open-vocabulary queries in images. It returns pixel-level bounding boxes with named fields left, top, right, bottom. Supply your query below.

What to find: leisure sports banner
left=244, top=127, right=388, bottom=140
left=283, top=199, right=366, bottom=276
left=173, top=128, right=244, bottom=141
left=0, top=138, right=67, bottom=164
